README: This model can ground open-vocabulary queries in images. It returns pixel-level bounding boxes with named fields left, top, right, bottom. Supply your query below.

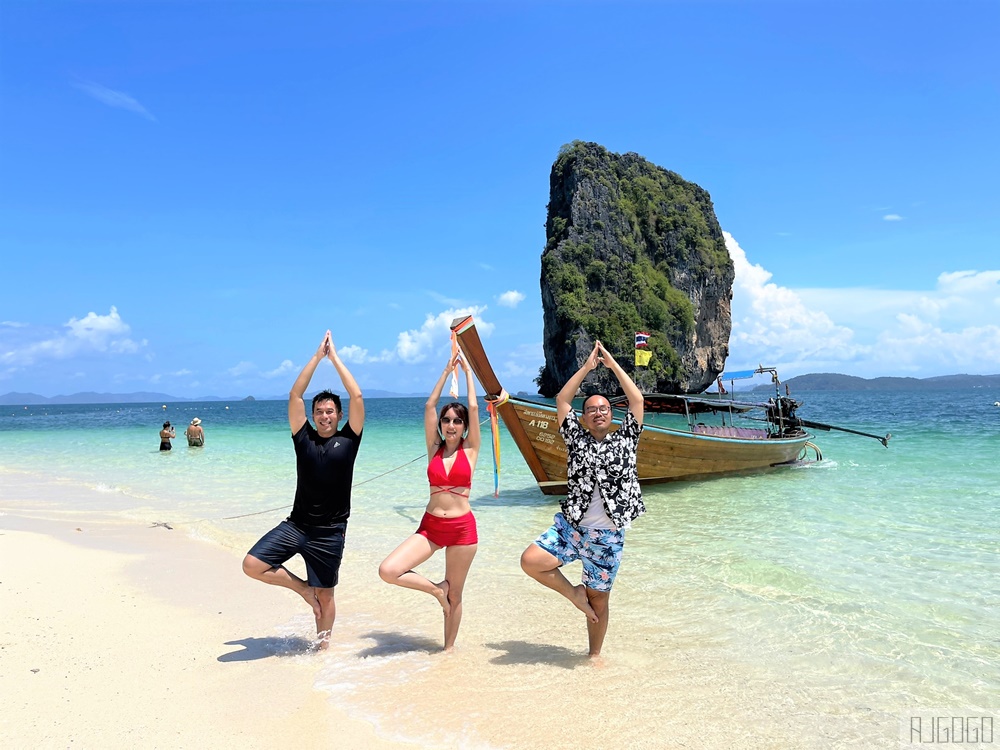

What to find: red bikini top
left=427, top=444, right=472, bottom=490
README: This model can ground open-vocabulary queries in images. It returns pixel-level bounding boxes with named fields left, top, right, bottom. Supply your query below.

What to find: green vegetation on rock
left=538, top=141, right=733, bottom=396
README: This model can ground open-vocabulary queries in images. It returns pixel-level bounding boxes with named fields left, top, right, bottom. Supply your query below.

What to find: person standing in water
left=185, top=418, right=205, bottom=447
left=520, top=340, right=644, bottom=658
left=379, top=352, right=480, bottom=651
left=159, top=421, right=175, bottom=451
left=242, top=330, right=365, bottom=649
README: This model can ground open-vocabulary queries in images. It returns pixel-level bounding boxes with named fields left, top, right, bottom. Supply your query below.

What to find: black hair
left=163, top=421, right=171, bottom=428
left=311, top=390, right=342, bottom=412
left=439, top=401, right=469, bottom=426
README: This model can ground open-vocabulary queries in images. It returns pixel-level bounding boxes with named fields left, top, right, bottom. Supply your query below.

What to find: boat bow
left=451, top=316, right=819, bottom=496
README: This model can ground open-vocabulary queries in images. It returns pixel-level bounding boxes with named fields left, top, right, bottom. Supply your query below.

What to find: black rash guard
left=288, top=421, right=363, bottom=527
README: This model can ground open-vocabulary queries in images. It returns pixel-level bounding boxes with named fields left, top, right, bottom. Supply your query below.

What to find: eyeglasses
left=584, top=406, right=611, bottom=415
left=440, top=416, right=465, bottom=425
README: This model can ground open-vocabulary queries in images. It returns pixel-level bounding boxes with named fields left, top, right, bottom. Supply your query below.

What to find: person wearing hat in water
left=159, top=421, right=176, bottom=451
left=185, top=417, right=205, bottom=447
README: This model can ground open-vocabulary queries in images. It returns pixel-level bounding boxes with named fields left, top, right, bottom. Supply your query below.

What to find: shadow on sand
left=218, top=635, right=315, bottom=662
left=357, top=630, right=441, bottom=658
left=484, top=640, right=589, bottom=669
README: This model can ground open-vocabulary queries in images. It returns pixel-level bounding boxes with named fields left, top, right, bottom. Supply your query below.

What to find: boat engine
left=766, top=396, right=806, bottom=435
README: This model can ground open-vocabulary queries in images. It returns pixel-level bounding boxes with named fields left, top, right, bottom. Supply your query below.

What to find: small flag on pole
left=635, top=331, right=652, bottom=366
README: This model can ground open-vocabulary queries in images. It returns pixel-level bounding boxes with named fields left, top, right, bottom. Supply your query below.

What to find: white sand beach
left=1, top=469, right=913, bottom=749
left=0, top=512, right=411, bottom=750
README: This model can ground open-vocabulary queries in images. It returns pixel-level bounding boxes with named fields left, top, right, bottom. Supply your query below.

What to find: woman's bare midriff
left=426, top=489, right=471, bottom=518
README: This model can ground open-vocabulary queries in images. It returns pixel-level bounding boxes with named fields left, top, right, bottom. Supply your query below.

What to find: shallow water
left=2, top=390, right=998, bottom=748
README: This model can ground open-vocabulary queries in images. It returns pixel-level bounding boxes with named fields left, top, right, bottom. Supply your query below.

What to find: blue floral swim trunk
left=533, top=512, right=625, bottom=592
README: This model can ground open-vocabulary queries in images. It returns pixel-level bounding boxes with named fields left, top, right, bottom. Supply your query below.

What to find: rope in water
left=212, top=415, right=493, bottom=522
left=215, top=453, right=426, bottom=521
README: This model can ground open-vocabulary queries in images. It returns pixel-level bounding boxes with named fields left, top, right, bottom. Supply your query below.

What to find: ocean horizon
left=5, top=370, right=1000, bottom=406
left=0, top=389, right=429, bottom=406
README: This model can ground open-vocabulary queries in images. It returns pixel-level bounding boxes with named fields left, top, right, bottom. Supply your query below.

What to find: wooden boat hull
left=451, top=315, right=812, bottom=496
left=504, top=398, right=810, bottom=495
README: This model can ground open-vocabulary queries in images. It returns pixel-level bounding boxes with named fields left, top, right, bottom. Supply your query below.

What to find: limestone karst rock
left=537, top=142, right=733, bottom=397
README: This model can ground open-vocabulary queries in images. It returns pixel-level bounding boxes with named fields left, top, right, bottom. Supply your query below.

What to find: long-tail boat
left=451, top=315, right=889, bottom=496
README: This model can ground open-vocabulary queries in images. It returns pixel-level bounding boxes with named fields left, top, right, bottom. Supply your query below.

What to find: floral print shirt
left=559, top=409, right=645, bottom=530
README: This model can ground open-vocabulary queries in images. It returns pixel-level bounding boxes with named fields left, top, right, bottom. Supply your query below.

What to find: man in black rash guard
left=242, top=330, right=365, bottom=649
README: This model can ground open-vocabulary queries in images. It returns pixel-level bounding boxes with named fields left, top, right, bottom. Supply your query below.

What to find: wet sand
left=0, top=512, right=412, bottom=750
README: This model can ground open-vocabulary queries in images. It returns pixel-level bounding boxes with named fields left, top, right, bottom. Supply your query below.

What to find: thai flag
left=635, top=331, right=650, bottom=348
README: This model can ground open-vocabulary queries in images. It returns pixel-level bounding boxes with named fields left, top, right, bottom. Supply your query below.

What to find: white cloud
left=937, top=269, right=1000, bottom=296
left=74, top=80, right=157, bottom=121
left=883, top=214, right=903, bottom=221
left=337, top=345, right=393, bottom=365
left=228, top=361, right=256, bottom=377
left=1, top=321, right=28, bottom=328
left=262, top=359, right=296, bottom=378
left=498, top=341, right=544, bottom=385
left=67, top=307, right=132, bottom=342
left=727, top=233, right=860, bottom=372
left=393, top=306, right=493, bottom=364
left=338, top=345, right=367, bottom=363
left=0, top=306, right=146, bottom=367
left=726, top=231, right=1000, bottom=377
left=497, top=290, right=526, bottom=308
left=332, top=308, right=494, bottom=368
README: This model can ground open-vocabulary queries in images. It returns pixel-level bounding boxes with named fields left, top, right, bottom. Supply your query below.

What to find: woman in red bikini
left=378, top=352, right=480, bottom=651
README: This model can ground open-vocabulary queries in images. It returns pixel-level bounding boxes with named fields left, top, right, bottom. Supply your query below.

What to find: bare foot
left=588, top=653, right=606, bottom=666
left=313, top=630, right=331, bottom=651
left=434, top=580, right=452, bottom=618
left=571, top=584, right=599, bottom=623
left=299, top=587, right=322, bottom=619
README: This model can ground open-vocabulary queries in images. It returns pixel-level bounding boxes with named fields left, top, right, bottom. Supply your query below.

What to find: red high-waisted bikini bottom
left=415, top=510, right=478, bottom=547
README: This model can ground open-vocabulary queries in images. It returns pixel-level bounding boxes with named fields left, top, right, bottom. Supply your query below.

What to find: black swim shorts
left=247, top=519, right=346, bottom=588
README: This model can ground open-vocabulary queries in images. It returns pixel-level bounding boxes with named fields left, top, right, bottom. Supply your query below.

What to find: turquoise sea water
left=2, top=390, right=998, bottom=748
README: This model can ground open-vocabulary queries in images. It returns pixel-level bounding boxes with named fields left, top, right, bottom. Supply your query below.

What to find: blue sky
left=2, top=1, right=998, bottom=399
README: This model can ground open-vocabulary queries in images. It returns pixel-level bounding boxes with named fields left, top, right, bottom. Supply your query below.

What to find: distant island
left=0, top=388, right=427, bottom=406
left=4, top=373, right=999, bottom=406
left=753, top=373, right=1000, bottom=392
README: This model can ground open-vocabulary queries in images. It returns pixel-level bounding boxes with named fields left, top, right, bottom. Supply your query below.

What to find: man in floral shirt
left=520, top=339, right=644, bottom=657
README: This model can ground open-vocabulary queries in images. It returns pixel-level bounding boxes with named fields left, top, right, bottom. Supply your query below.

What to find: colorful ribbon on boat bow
left=448, top=331, right=460, bottom=398
left=485, top=388, right=509, bottom=497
